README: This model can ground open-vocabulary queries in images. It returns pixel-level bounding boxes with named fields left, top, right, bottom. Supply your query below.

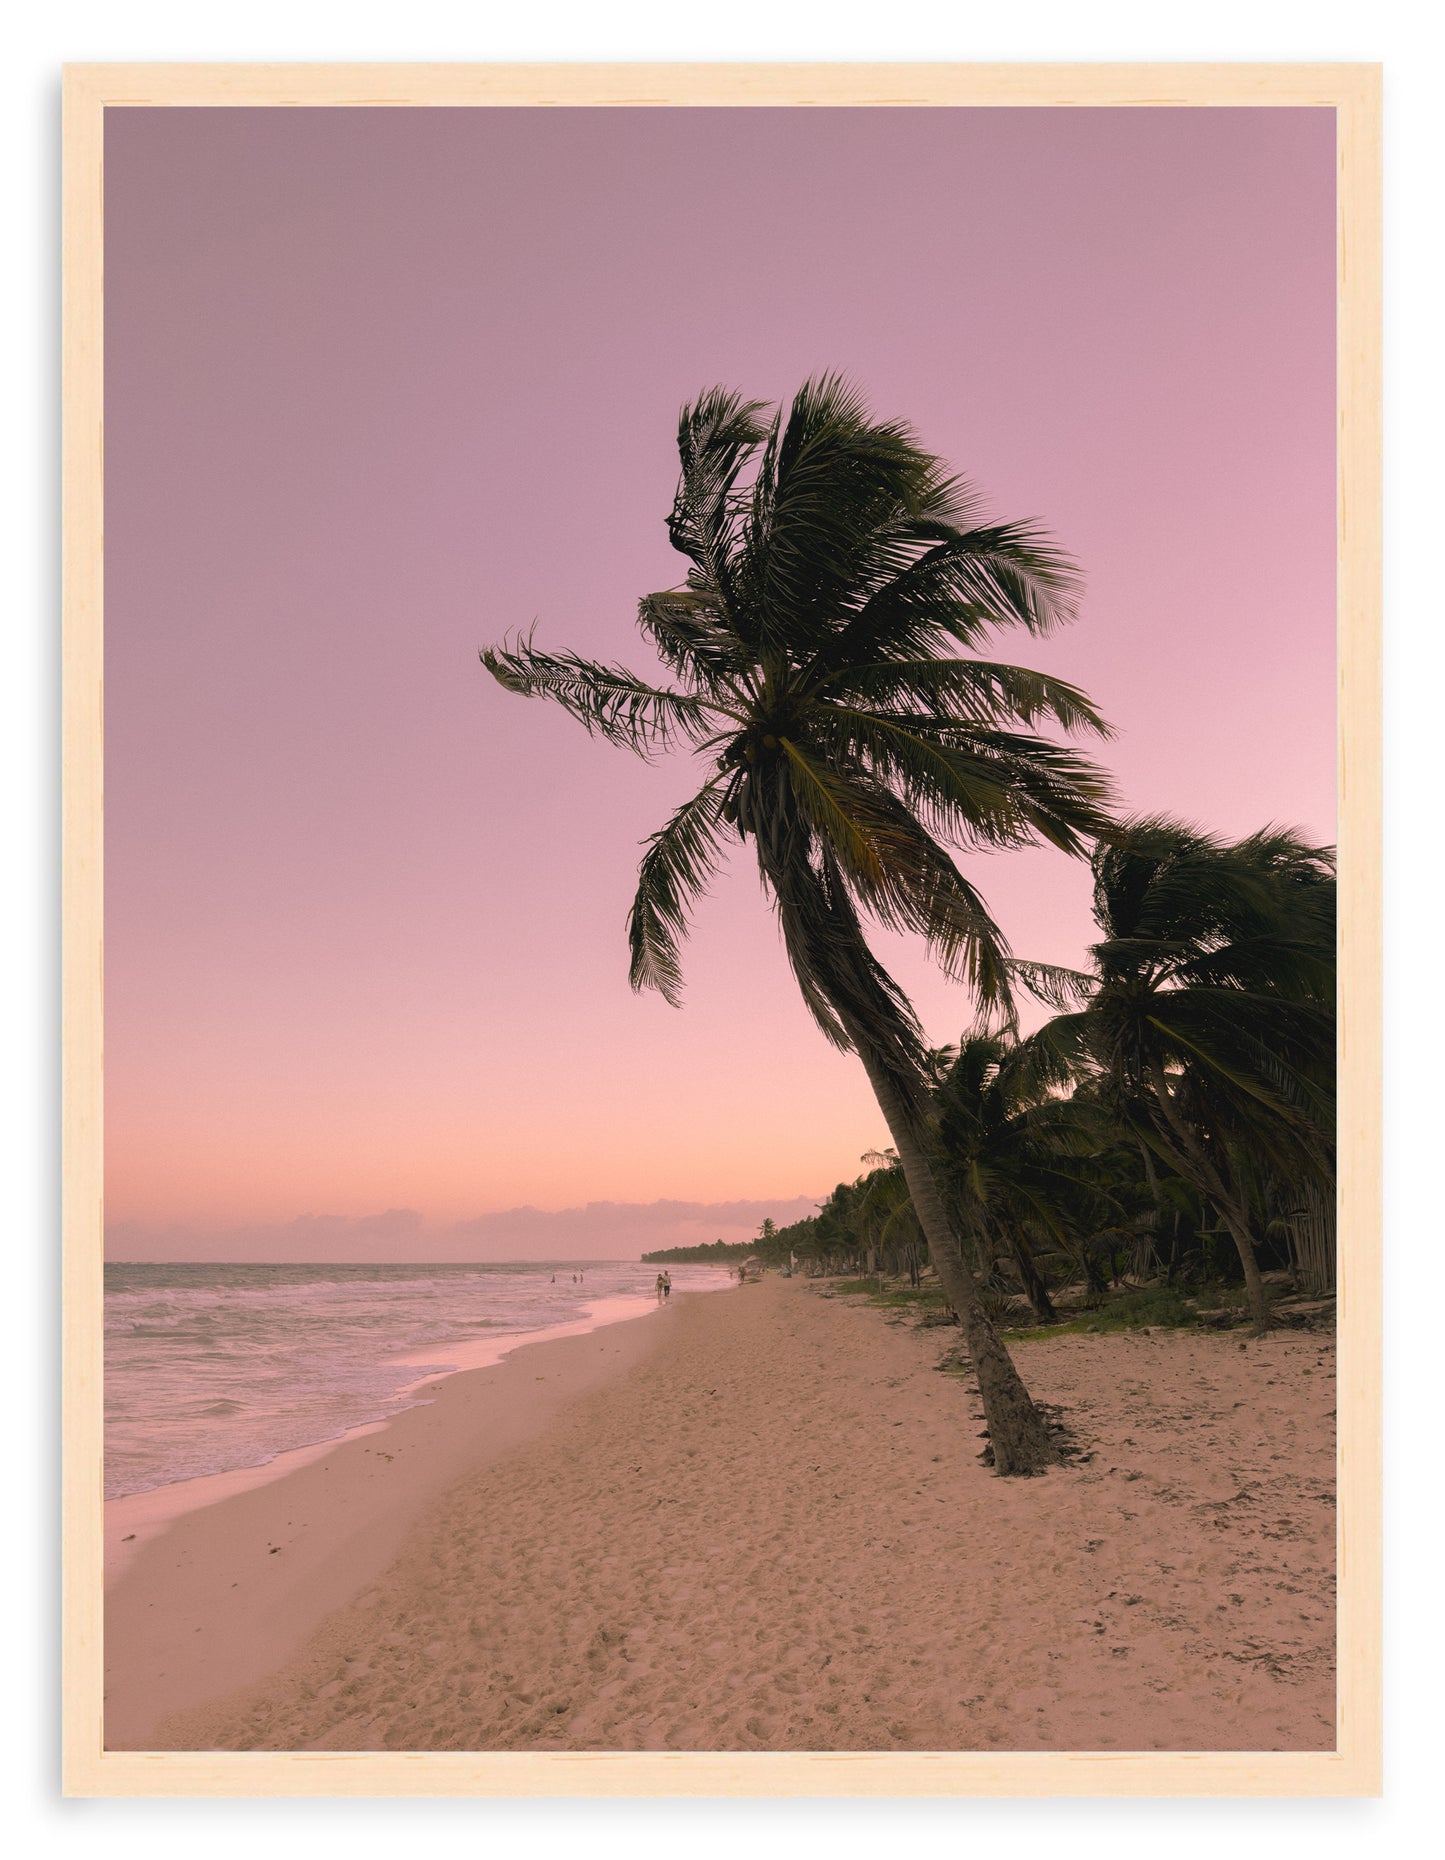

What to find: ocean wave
left=104, top=1260, right=731, bottom=1499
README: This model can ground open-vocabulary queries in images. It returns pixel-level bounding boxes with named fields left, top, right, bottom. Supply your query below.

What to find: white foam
left=104, top=1262, right=734, bottom=1507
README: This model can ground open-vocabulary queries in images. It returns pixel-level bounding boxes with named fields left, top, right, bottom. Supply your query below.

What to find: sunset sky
left=103, top=105, right=1336, bottom=1261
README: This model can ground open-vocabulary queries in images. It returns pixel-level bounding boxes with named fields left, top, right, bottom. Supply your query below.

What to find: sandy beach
left=108, top=1278, right=1335, bottom=1754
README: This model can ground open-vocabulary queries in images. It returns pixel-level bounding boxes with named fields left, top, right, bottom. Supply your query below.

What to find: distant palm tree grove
left=484, top=376, right=1336, bottom=1475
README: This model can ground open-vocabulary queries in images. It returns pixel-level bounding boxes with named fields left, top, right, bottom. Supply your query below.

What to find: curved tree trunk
left=859, top=1054, right=1059, bottom=1475
left=1145, top=1064, right=1269, bottom=1336
left=760, top=849, right=1058, bottom=1471
left=1005, top=1226, right=1058, bottom=1325
left=1216, top=1203, right=1269, bottom=1337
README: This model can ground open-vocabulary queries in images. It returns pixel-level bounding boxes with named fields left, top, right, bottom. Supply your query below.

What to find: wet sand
left=118, top=1277, right=1336, bottom=1754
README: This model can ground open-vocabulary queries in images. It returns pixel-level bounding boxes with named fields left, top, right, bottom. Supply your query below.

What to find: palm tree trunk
left=1214, top=1202, right=1269, bottom=1336
left=1146, top=1065, right=1270, bottom=1336
left=1005, top=1225, right=1058, bottom=1325
left=858, top=1054, right=1059, bottom=1475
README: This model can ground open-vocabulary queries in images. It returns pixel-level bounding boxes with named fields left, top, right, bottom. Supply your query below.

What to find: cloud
left=104, top=1196, right=822, bottom=1263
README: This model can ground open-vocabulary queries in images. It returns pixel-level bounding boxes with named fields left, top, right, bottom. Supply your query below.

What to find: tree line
left=641, top=1240, right=757, bottom=1265
left=744, top=823, right=1335, bottom=1324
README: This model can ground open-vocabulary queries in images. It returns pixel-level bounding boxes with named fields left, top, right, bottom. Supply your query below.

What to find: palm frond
left=666, top=388, right=771, bottom=626
left=1011, top=1013, right=1098, bottom=1094
left=481, top=635, right=718, bottom=758
left=1007, top=959, right=1097, bottom=1011
left=776, top=742, right=1017, bottom=1012
left=740, top=375, right=950, bottom=654
left=627, top=779, right=733, bottom=1005
left=812, top=656, right=1112, bottom=736
left=635, top=590, right=752, bottom=698
left=804, top=522, right=1083, bottom=684
left=776, top=740, right=898, bottom=890
left=808, top=707, right=1116, bottom=855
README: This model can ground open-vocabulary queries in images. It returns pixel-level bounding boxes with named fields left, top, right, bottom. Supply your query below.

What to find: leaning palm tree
left=1013, top=818, right=1336, bottom=1333
left=482, top=376, right=1115, bottom=1473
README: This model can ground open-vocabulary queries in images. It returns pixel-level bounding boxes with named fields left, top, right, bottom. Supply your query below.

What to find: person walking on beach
left=662, top=1272, right=672, bottom=1301
left=655, top=1273, right=665, bottom=1303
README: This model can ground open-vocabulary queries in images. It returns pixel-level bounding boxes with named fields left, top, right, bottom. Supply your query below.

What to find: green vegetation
left=830, top=1278, right=955, bottom=1311
left=1014, top=820, right=1335, bottom=1335
left=482, top=376, right=1335, bottom=1472
left=640, top=1241, right=753, bottom=1265
left=1001, top=1285, right=1245, bottom=1341
left=744, top=827, right=1337, bottom=1339
left=827, top=1275, right=1254, bottom=1342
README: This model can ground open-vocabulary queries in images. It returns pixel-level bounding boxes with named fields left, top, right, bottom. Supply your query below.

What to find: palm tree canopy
left=483, top=376, right=1115, bottom=1098
left=1014, top=817, right=1337, bottom=1183
left=934, top=1032, right=1125, bottom=1256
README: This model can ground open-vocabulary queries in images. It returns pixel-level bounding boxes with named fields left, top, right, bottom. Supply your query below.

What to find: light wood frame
left=62, top=61, right=1382, bottom=1798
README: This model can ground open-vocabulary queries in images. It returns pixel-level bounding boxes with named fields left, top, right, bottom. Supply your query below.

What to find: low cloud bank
left=105, top=1196, right=822, bottom=1264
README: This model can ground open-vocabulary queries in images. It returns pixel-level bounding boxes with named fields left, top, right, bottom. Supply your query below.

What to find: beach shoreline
left=116, top=1276, right=1336, bottom=1756
left=104, top=1287, right=686, bottom=1580
left=104, top=1287, right=704, bottom=1749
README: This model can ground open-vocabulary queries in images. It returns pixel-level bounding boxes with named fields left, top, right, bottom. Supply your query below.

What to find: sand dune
left=136, top=1278, right=1335, bottom=1754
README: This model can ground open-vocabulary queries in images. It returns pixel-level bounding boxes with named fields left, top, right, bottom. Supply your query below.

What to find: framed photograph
left=63, top=62, right=1381, bottom=1796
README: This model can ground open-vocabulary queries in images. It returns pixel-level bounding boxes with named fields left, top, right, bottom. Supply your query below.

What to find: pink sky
left=103, top=106, right=1336, bottom=1260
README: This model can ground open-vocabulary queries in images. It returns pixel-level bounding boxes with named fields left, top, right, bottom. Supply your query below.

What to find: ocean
left=104, top=1259, right=731, bottom=1500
